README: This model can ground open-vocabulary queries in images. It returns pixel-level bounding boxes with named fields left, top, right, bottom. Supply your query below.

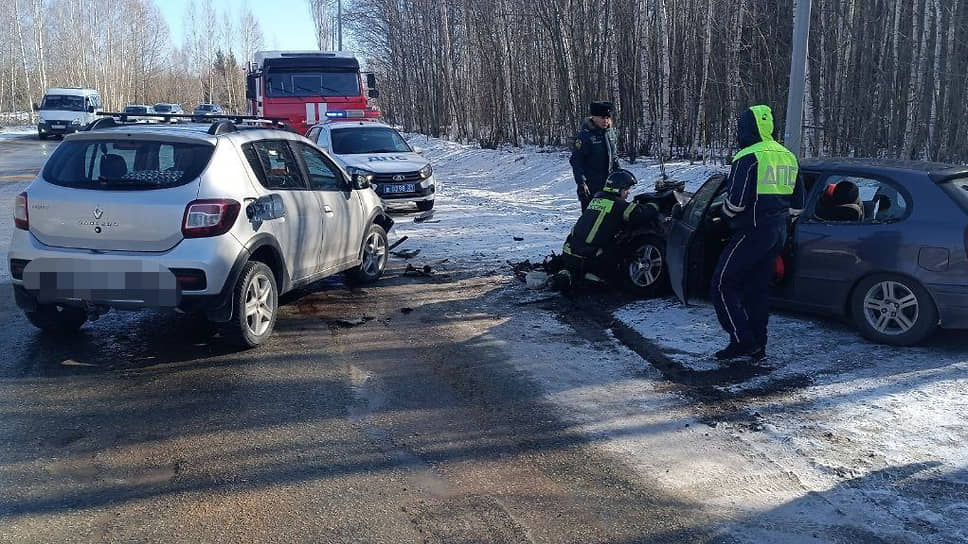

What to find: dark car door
left=791, top=172, right=913, bottom=314
left=668, top=175, right=727, bottom=304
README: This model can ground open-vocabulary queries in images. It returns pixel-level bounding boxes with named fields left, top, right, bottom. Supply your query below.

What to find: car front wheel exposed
left=851, top=274, right=938, bottom=346
left=622, top=235, right=669, bottom=298
left=347, top=224, right=388, bottom=284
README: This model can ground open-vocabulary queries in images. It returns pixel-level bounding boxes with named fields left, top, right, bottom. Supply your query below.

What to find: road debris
left=404, top=264, right=434, bottom=277
left=388, top=235, right=409, bottom=251
left=328, top=315, right=375, bottom=328
left=391, top=249, right=421, bottom=259
left=414, top=211, right=436, bottom=223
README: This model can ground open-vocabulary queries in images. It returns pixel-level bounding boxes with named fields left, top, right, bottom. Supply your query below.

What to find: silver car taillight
left=182, top=199, right=241, bottom=238
left=14, top=192, right=28, bottom=230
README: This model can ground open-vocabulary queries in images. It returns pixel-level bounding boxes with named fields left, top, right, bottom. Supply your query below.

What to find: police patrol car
left=306, top=115, right=437, bottom=211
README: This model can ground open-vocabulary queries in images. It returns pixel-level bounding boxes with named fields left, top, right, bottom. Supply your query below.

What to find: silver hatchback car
left=8, top=118, right=393, bottom=347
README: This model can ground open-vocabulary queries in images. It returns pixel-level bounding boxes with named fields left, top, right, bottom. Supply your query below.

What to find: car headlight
left=347, top=167, right=376, bottom=178
left=71, top=119, right=81, bottom=125
left=418, top=164, right=433, bottom=179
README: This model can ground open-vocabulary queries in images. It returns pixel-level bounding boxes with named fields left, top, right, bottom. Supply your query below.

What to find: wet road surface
left=0, top=136, right=718, bottom=543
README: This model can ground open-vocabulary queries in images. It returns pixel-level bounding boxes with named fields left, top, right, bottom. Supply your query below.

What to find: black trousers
left=710, top=222, right=786, bottom=349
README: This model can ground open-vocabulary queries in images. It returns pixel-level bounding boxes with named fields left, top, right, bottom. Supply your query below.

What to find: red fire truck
left=246, top=50, right=380, bottom=134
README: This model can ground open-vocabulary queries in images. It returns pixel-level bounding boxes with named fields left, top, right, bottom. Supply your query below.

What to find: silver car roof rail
left=87, top=112, right=298, bottom=134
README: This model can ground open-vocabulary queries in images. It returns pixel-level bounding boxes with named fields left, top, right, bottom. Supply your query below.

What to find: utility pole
left=783, top=0, right=812, bottom=158
left=338, top=0, right=343, bottom=51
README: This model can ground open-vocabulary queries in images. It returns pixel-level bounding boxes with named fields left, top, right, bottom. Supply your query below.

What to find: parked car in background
left=34, top=87, right=102, bottom=139
left=307, top=117, right=437, bottom=211
left=8, top=118, right=393, bottom=347
left=658, top=159, right=968, bottom=346
left=192, top=103, right=223, bottom=122
left=152, top=103, right=185, bottom=122
left=123, top=104, right=164, bottom=123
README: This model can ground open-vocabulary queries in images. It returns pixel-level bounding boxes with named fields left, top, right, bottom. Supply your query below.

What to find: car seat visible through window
left=99, top=154, right=128, bottom=180
left=815, top=181, right=863, bottom=222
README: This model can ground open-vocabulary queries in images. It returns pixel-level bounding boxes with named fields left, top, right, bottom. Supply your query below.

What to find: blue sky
left=159, top=0, right=328, bottom=53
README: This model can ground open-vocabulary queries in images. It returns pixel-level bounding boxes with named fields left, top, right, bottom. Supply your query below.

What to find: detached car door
left=667, top=175, right=727, bottom=304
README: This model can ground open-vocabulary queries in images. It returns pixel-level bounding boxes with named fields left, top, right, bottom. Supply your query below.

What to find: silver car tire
left=850, top=274, right=938, bottom=346
left=347, top=224, right=388, bottom=285
left=223, top=261, right=278, bottom=348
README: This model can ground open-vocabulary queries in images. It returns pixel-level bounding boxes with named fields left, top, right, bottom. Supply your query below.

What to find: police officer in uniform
left=570, top=101, right=620, bottom=211
left=711, top=105, right=805, bottom=362
left=552, top=169, right=658, bottom=290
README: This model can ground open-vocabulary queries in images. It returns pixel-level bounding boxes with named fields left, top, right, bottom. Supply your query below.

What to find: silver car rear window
left=42, top=139, right=215, bottom=190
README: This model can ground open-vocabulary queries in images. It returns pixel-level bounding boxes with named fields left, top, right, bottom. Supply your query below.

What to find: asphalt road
left=0, top=136, right=719, bottom=543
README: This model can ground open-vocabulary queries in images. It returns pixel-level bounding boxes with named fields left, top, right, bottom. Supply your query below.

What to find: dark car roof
left=801, top=157, right=968, bottom=184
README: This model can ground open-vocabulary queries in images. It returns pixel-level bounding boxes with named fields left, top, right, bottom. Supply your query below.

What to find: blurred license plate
left=383, top=184, right=415, bottom=194
left=51, top=124, right=65, bottom=129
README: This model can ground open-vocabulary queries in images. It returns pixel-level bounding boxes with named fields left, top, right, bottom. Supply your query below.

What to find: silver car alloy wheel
left=243, top=271, right=275, bottom=337
left=628, top=244, right=663, bottom=287
left=862, top=280, right=919, bottom=335
left=362, top=231, right=387, bottom=276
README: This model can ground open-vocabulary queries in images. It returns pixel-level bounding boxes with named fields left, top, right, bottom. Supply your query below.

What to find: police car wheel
left=416, top=200, right=434, bottom=212
left=25, top=304, right=87, bottom=333
left=622, top=235, right=669, bottom=298
left=850, top=274, right=937, bottom=346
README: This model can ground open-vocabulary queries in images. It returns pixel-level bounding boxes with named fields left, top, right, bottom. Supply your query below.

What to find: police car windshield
left=331, top=127, right=411, bottom=155
left=266, top=71, right=360, bottom=97
left=41, top=95, right=86, bottom=111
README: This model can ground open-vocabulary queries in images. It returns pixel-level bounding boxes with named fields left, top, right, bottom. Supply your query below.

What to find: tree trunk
left=902, top=0, right=930, bottom=159
left=691, top=0, right=714, bottom=161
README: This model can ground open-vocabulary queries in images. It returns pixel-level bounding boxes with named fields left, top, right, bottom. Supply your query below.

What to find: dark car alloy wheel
left=623, top=235, right=669, bottom=297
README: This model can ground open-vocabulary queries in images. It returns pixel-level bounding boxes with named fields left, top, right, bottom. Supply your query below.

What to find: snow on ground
left=396, top=133, right=723, bottom=269
left=617, top=298, right=968, bottom=542
left=400, top=133, right=968, bottom=542
left=0, top=125, right=36, bottom=139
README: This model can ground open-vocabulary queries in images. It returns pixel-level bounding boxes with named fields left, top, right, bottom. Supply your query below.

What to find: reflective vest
left=732, top=105, right=798, bottom=196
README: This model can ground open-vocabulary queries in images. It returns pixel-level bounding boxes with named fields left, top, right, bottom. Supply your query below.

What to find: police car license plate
left=383, top=183, right=415, bottom=194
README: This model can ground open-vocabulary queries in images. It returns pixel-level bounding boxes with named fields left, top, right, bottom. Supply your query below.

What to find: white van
left=34, top=87, right=102, bottom=140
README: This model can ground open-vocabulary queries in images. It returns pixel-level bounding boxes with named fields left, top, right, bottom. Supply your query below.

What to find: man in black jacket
left=552, top=169, right=658, bottom=290
left=570, top=101, right=620, bottom=210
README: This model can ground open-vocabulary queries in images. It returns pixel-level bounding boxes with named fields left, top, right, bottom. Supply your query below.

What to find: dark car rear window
left=941, top=178, right=968, bottom=214
left=42, top=139, right=215, bottom=190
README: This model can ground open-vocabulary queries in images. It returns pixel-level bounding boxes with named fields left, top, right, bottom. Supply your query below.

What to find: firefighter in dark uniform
left=552, top=169, right=659, bottom=290
left=570, top=101, right=620, bottom=211
left=711, top=105, right=805, bottom=362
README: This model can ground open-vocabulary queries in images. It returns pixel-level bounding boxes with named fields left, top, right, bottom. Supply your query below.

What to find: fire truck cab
left=246, top=50, right=380, bottom=134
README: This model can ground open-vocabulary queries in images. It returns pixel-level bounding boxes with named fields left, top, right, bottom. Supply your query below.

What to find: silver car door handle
left=323, top=205, right=334, bottom=214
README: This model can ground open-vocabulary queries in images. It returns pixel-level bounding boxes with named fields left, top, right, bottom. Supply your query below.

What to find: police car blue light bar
left=325, top=110, right=366, bottom=119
